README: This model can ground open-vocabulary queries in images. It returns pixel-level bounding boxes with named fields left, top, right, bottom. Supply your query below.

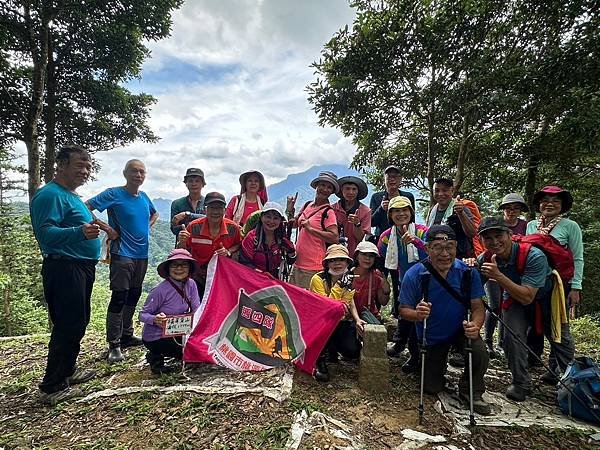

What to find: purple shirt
left=139, top=278, right=201, bottom=342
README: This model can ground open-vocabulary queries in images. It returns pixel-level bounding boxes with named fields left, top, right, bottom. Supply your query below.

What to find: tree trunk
left=23, top=4, right=51, bottom=200
left=454, top=111, right=471, bottom=193
left=524, top=153, right=540, bottom=221
left=3, top=282, right=11, bottom=336
left=44, top=30, right=57, bottom=183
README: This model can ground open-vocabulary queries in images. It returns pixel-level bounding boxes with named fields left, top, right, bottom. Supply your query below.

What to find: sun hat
left=183, top=168, right=205, bottom=183
left=157, top=249, right=197, bottom=279
left=532, top=186, right=573, bottom=213
left=204, top=191, right=227, bottom=206
left=425, top=225, right=457, bottom=242
left=499, top=193, right=528, bottom=212
left=336, top=176, right=368, bottom=201
left=387, top=196, right=414, bottom=221
left=310, top=171, right=339, bottom=194
left=478, top=216, right=511, bottom=235
left=239, top=170, right=268, bottom=203
left=261, top=201, right=285, bottom=218
left=354, top=241, right=380, bottom=257
left=322, top=244, right=353, bottom=265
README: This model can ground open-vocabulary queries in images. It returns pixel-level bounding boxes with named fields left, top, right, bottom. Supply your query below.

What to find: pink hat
left=156, top=249, right=198, bottom=279
left=532, top=185, right=573, bottom=213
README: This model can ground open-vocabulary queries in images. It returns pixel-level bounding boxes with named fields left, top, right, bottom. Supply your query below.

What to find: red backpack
left=483, top=233, right=574, bottom=283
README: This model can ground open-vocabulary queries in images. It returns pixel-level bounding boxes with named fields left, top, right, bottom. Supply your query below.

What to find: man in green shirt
left=170, top=168, right=206, bottom=237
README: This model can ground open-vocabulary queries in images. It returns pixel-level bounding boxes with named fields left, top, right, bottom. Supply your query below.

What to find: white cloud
left=78, top=0, right=357, bottom=202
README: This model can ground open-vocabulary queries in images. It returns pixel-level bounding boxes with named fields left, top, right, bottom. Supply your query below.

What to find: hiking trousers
left=422, top=332, right=488, bottom=399
left=503, top=294, right=574, bottom=390
left=40, top=258, right=96, bottom=394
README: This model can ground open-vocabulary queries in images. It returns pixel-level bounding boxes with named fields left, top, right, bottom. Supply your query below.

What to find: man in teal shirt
left=30, top=145, right=101, bottom=405
left=170, top=168, right=206, bottom=238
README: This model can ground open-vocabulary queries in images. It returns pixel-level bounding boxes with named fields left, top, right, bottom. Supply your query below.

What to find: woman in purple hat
left=139, top=249, right=201, bottom=375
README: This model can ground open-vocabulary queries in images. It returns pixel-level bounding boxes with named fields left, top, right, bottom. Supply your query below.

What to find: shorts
left=109, top=254, right=148, bottom=291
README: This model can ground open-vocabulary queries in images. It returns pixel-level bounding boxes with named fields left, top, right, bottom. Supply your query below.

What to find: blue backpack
left=557, top=357, right=600, bottom=424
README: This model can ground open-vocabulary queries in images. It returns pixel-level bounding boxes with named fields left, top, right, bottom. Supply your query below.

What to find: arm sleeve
left=170, top=200, right=180, bottom=236
left=86, top=188, right=114, bottom=213
left=370, top=193, right=386, bottom=229
left=377, top=229, right=390, bottom=258
left=359, top=205, right=372, bottom=233
left=145, top=193, right=157, bottom=215
left=470, top=269, right=486, bottom=299
left=239, top=235, right=257, bottom=268
left=566, top=221, right=584, bottom=289
left=399, top=271, right=419, bottom=308
left=413, top=224, right=428, bottom=250
left=521, top=250, right=551, bottom=289
left=225, top=197, right=236, bottom=220
left=30, top=193, right=86, bottom=247
left=139, top=290, right=161, bottom=325
left=526, top=220, right=538, bottom=235
left=309, top=275, right=327, bottom=296
left=323, top=208, right=338, bottom=229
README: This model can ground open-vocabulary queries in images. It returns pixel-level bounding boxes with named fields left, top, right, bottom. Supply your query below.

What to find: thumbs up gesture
left=400, top=224, right=415, bottom=245
left=481, top=253, right=501, bottom=281
left=453, top=195, right=465, bottom=215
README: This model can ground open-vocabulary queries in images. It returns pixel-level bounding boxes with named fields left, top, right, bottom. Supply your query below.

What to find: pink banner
left=183, top=255, right=345, bottom=374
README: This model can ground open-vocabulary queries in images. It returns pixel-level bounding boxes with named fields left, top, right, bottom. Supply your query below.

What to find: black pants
left=143, top=337, right=183, bottom=369
left=422, top=332, right=489, bottom=398
left=39, top=258, right=96, bottom=393
left=327, top=320, right=361, bottom=359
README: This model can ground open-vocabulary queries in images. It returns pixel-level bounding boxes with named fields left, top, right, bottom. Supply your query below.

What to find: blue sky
left=78, top=0, right=358, bottom=201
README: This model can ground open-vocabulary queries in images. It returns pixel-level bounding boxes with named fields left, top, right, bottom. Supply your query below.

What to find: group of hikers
left=30, top=144, right=584, bottom=416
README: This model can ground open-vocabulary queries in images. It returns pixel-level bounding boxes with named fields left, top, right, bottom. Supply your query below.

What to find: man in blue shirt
left=87, top=159, right=158, bottom=363
left=477, top=216, right=574, bottom=401
left=400, top=225, right=491, bottom=415
left=30, top=145, right=101, bottom=405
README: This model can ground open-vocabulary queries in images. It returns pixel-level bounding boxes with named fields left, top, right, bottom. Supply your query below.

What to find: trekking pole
left=480, top=300, right=600, bottom=423
left=418, top=317, right=427, bottom=425
left=466, top=310, right=476, bottom=426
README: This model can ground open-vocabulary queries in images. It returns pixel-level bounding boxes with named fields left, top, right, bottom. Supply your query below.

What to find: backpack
left=462, top=199, right=483, bottom=256
left=557, top=357, right=600, bottom=424
left=297, top=201, right=339, bottom=247
left=483, top=234, right=574, bottom=284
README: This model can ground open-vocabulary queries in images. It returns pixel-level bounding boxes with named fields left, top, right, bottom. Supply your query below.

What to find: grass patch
left=571, top=315, right=600, bottom=359
left=0, top=369, right=42, bottom=394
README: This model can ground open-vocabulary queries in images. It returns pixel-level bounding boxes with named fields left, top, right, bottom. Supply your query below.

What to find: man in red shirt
left=178, top=192, right=241, bottom=296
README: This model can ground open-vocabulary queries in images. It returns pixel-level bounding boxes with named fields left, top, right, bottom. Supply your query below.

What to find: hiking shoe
left=107, top=346, right=124, bottom=363
left=327, top=351, right=339, bottom=363
left=540, top=371, right=559, bottom=386
left=67, top=368, right=96, bottom=386
left=314, top=358, right=330, bottom=382
left=448, top=351, right=465, bottom=368
left=459, top=393, right=493, bottom=415
left=39, top=387, right=84, bottom=406
left=401, top=356, right=419, bottom=374
left=120, top=335, right=143, bottom=348
left=506, top=384, right=530, bottom=402
left=386, top=342, right=405, bottom=357
left=150, top=364, right=177, bottom=376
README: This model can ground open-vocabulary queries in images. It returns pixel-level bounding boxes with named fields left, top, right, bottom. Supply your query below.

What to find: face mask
left=328, top=268, right=347, bottom=277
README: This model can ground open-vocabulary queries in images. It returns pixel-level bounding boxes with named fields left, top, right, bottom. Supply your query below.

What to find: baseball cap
left=204, top=191, right=226, bottom=206
left=425, top=225, right=457, bottom=242
left=478, top=217, right=511, bottom=235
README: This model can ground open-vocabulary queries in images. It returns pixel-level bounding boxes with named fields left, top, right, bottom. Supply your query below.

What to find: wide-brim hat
left=239, top=171, right=266, bottom=191
left=354, top=241, right=380, bottom=257
left=310, top=171, right=339, bottom=194
left=336, top=176, right=368, bottom=201
left=532, top=185, right=573, bottom=213
left=183, top=168, right=205, bottom=183
left=499, top=193, right=528, bottom=212
left=157, top=249, right=198, bottom=279
left=322, top=244, right=353, bottom=266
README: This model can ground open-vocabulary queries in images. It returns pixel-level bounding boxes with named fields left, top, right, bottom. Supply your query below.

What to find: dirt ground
left=0, top=332, right=597, bottom=450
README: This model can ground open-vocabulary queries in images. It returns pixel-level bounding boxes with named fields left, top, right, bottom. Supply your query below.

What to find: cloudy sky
left=79, top=0, right=357, bottom=201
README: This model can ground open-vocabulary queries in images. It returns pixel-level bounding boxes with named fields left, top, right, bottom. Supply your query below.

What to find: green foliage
left=570, top=315, right=600, bottom=359
left=0, top=0, right=184, bottom=196
left=0, top=208, right=47, bottom=336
